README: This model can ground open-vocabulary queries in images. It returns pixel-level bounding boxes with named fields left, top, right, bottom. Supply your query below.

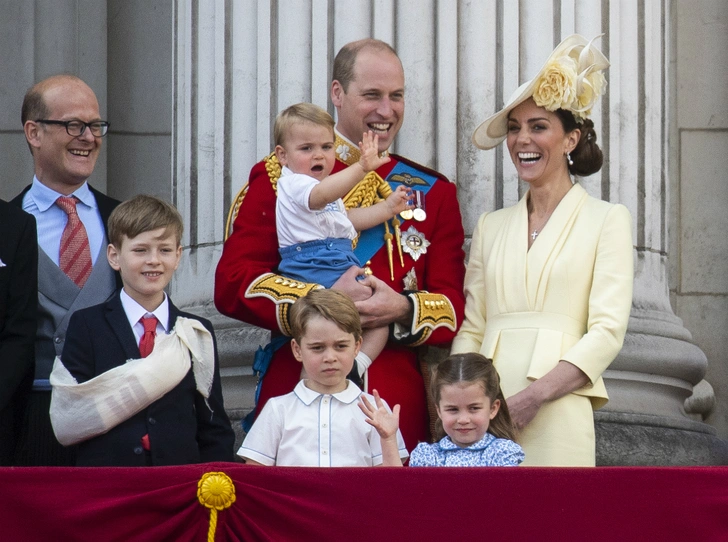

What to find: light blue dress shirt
left=22, top=177, right=106, bottom=265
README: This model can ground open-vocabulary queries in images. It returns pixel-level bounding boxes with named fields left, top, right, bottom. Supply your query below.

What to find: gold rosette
left=197, top=471, right=236, bottom=542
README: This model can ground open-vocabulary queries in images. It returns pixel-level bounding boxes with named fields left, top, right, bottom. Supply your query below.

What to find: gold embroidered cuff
left=245, top=273, right=323, bottom=335
left=407, top=292, right=457, bottom=347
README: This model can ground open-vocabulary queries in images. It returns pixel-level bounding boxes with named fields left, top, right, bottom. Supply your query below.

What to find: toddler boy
left=238, top=289, right=407, bottom=466
left=50, top=195, right=234, bottom=466
left=274, top=102, right=412, bottom=382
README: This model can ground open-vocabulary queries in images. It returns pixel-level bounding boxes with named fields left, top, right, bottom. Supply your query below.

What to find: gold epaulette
left=407, top=292, right=457, bottom=346
left=245, top=273, right=323, bottom=335
left=264, top=152, right=282, bottom=193
left=224, top=153, right=281, bottom=241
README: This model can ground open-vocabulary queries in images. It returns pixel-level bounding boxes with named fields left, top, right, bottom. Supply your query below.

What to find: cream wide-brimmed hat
left=472, top=34, right=610, bottom=150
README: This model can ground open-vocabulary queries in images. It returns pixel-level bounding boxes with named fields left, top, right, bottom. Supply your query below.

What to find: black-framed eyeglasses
left=35, top=119, right=110, bottom=137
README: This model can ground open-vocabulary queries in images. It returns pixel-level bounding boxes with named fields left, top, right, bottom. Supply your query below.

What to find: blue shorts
left=278, top=238, right=361, bottom=288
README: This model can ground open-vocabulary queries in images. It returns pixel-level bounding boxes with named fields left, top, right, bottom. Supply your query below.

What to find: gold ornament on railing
left=197, top=471, right=236, bottom=542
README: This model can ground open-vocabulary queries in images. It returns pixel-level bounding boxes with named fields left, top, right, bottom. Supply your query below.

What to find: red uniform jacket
left=215, top=145, right=465, bottom=449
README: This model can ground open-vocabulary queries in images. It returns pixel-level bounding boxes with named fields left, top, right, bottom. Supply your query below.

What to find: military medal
left=400, top=190, right=415, bottom=220
left=403, top=268, right=418, bottom=290
left=401, top=226, right=430, bottom=261
left=413, top=191, right=426, bottom=221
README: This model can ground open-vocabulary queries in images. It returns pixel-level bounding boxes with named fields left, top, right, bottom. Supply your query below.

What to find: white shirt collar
left=120, top=289, right=170, bottom=332
left=293, top=379, right=362, bottom=406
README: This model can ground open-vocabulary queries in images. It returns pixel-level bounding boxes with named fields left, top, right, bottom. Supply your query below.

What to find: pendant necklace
left=529, top=181, right=571, bottom=241
left=530, top=220, right=548, bottom=240
left=529, top=211, right=553, bottom=240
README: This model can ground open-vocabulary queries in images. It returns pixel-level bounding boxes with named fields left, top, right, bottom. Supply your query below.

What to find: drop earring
left=567, top=152, right=574, bottom=166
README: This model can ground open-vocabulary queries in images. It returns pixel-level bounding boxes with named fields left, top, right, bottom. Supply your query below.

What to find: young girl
left=409, top=353, right=524, bottom=466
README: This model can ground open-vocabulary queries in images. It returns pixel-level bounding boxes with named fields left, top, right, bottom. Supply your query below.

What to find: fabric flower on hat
left=471, top=34, right=610, bottom=150
left=572, top=68, right=607, bottom=120
left=533, top=55, right=578, bottom=112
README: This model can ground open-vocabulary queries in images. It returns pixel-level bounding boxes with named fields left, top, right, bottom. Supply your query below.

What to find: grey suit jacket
left=11, top=185, right=121, bottom=387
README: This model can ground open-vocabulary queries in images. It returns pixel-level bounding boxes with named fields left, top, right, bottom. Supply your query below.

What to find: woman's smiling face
left=506, top=98, right=579, bottom=186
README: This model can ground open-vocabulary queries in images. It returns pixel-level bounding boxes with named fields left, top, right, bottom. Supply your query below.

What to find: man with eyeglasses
left=11, top=74, right=120, bottom=466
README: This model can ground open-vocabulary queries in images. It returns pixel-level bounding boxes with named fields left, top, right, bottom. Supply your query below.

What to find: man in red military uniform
left=215, top=39, right=465, bottom=450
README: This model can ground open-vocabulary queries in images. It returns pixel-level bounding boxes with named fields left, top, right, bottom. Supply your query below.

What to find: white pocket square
left=0, top=259, right=6, bottom=267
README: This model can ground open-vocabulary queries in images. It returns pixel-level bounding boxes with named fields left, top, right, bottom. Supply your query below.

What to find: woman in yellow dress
left=451, top=35, right=633, bottom=466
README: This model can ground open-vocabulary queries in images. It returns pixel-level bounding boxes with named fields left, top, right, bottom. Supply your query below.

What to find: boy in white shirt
left=274, top=103, right=413, bottom=382
left=238, top=289, right=407, bottom=466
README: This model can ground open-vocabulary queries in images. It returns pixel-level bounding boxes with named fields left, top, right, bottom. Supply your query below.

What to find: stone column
left=170, top=0, right=266, bottom=438
left=593, top=1, right=727, bottom=465
left=0, top=0, right=108, bottom=198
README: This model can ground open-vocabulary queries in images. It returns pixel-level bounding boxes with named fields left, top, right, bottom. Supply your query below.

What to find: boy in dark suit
left=50, top=195, right=234, bottom=466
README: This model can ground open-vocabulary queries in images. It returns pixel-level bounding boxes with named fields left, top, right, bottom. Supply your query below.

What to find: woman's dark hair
left=431, top=353, right=518, bottom=442
left=554, top=109, right=603, bottom=176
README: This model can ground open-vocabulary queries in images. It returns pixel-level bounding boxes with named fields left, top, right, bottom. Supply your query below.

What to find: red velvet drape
left=2, top=464, right=726, bottom=541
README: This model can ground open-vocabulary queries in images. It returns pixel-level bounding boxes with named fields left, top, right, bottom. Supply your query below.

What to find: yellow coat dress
left=451, top=183, right=633, bottom=466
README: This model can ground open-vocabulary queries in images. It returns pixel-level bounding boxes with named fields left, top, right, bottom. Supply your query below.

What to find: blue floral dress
left=409, top=433, right=524, bottom=466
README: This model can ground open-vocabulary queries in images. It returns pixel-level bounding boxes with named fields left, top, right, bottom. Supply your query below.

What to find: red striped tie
left=56, top=196, right=92, bottom=287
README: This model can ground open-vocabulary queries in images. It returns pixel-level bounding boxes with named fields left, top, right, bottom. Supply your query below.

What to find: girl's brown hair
left=431, top=353, right=518, bottom=442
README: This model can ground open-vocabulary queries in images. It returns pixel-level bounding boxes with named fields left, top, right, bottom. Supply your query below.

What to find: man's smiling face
left=30, top=78, right=102, bottom=194
left=332, top=48, right=405, bottom=153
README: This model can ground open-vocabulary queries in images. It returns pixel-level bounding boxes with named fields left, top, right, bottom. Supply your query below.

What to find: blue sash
left=353, top=161, right=439, bottom=263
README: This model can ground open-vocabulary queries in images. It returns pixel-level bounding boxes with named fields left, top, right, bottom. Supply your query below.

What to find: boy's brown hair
left=289, top=289, right=362, bottom=343
left=274, top=102, right=335, bottom=146
left=108, top=194, right=184, bottom=248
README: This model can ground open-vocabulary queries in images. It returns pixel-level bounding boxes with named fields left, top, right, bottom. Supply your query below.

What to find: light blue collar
left=29, top=176, right=97, bottom=212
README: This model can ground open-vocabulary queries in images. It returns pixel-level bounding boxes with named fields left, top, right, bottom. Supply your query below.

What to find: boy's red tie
left=56, top=196, right=92, bottom=287
left=139, top=316, right=159, bottom=358
left=139, top=315, right=159, bottom=452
